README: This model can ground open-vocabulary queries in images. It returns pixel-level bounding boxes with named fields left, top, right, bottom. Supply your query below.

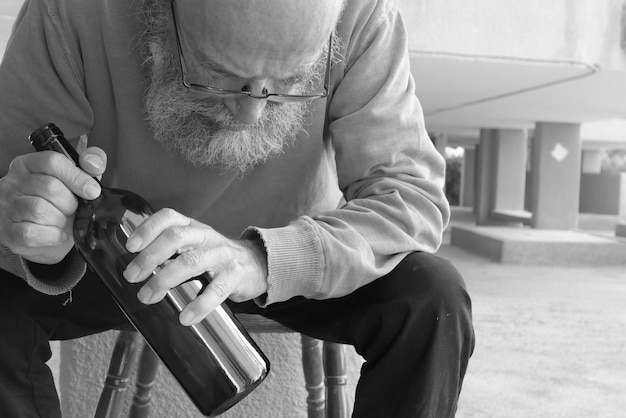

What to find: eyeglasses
left=170, top=1, right=332, bottom=103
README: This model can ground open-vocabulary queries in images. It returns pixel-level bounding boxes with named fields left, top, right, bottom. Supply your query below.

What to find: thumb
left=78, top=147, right=108, bottom=179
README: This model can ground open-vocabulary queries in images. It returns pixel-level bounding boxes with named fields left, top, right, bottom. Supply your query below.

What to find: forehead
left=174, top=0, right=335, bottom=79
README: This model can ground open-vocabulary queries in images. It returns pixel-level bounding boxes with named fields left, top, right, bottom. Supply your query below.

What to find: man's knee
left=387, top=252, right=471, bottom=314
left=356, top=251, right=474, bottom=363
left=384, top=252, right=475, bottom=350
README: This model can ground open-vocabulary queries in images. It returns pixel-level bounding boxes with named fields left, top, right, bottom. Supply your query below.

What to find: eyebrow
left=200, top=55, right=321, bottom=82
left=200, top=61, right=238, bottom=78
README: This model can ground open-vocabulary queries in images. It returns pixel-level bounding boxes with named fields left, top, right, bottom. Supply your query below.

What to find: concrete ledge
left=490, top=209, right=533, bottom=226
left=451, top=224, right=626, bottom=265
left=617, top=222, right=626, bottom=238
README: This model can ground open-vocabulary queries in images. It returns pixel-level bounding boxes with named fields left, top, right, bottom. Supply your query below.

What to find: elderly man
left=0, top=0, right=474, bottom=416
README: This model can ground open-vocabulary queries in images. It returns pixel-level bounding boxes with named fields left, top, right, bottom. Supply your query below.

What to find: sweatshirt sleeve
left=248, top=0, right=450, bottom=306
left=0, top=0, right=93, bottom=293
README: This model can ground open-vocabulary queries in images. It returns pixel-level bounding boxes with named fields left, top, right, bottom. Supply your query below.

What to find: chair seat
left=236, top=313, right=295, bottom=333
left=94, top=315, right=349, bottom=418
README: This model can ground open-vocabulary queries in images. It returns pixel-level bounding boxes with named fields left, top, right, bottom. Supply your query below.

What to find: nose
left=224, top=79, right=269, bottom=125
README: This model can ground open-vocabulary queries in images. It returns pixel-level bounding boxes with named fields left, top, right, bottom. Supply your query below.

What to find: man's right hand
left=0, top=146, right=107, bottom=265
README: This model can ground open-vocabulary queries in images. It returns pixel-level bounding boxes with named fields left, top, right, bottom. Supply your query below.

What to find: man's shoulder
left=28, top=0, right=144, bottom=48
left=339, top=0, right=398, bottom=35
left=34, top=0, right=99, bottom=16
left=36, top=0, right=140, bottom=24
left=39, top=0, right=128, bottom=11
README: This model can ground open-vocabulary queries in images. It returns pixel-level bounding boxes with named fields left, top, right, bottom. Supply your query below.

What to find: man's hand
left=0, top=143, right=106, bottom=265
left=123, top=208, right=268, bottom=326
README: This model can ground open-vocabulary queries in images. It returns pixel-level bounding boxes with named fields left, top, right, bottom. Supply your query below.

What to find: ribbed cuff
left=242, top=217, right=324, bottom=307
left=0, top=245, right=86, bottom=295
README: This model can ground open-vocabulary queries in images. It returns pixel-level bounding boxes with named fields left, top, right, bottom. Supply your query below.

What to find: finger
left=179, top=275, right=233, bottom=326
left=135, top=245, right=218, bottom=302
left=124, top=226, right=217, bottom=284
left=78, top=147, right=107, bottom=178
left=22, top=152, right=101, bottom=200
left=75, top=134, right=88, bottom=154
left=125, top=208, right=207, bottom=253
left=19, top=173, right=79, bottom=215
left=6, top=195, right=68, bottom=228
left=6, top=221, right=70, bottom=248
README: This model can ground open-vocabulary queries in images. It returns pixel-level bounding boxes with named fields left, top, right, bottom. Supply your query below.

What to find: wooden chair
left=94, top=314, right=349, bottom=418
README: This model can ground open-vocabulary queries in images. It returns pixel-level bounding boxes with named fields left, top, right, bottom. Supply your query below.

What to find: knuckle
left=160, top=208, right=179, bottom=219
left=28, top=198, right=48, bottom=221
left=135, top=248, right=157, bottom=268
left=40, top=176, right=65, bottom=197
left=178, top=251, right=202, bottom=270
left=15, top=223, right=37, bottom=246
left=48, top=155, right=83, bottom=189
left=164, top=226, right=186, bottom=242
left=66, top=169, right=85, bottom=189
left=209, top=280, right=229, bottom=299
left=143, top=249, right=160, bottom=266
left=8, top=155, right=26, bottom=172
left=45, top=152, right=68, bottom=172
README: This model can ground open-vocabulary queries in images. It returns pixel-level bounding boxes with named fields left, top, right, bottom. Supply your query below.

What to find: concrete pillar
left=581, top=149, right=603, bottom=173
left=620, top=172, right=626, bottom=219
left=474, top=129, right=497, bottom=225
left=460, top=147, right=475, bottom=207
left=492, top=129, right=527, bottom=211
left=474, top=128, right=528, bottom=224
left=617, top=174, right=626, bottom=236
left=530, top=122, right=582, bottom=229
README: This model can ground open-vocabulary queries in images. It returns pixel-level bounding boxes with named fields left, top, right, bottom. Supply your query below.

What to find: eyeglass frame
left=170, top=0, right=332, bottom=103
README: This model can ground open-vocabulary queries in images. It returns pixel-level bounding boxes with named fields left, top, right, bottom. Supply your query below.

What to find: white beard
left=141, top=2, right=311, bottom=173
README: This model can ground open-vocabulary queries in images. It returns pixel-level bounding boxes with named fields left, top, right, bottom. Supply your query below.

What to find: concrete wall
left=399, top=0, right=626, bottom=71
left=579, top=172, right=626, bottom=215
left=60, top=331, right=363, bottom=417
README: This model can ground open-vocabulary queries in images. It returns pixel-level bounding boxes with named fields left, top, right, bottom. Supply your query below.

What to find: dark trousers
left=0, top=252, right=474, bottom=418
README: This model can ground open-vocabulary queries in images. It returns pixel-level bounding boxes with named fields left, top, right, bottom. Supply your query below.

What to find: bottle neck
left=29, top=123, right=102, bottom=202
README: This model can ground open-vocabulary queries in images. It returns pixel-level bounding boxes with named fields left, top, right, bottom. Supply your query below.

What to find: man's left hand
left=122, top=208, right=268, bottom=326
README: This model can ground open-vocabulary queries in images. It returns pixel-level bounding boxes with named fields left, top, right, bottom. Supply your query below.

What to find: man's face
left=141, top=1, right=331, bottom=173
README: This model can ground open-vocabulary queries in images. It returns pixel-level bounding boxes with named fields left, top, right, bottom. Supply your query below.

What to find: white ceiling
left=412, top=52, right=626, bottom=133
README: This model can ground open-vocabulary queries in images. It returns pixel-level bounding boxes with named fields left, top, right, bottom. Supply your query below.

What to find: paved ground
left=442, top=209, right=626, bottom=418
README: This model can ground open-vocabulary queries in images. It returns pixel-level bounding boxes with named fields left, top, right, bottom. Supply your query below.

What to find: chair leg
left=94, top=331, right=142, bottom=418
left=301, top=335, right=325, bottom=418
left=128, top=342, right=161, bottom=418
left=323, top=342, right=349, bottom=418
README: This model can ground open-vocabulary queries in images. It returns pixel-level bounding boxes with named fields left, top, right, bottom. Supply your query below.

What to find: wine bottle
left=29, top=123, right=269, bottom=416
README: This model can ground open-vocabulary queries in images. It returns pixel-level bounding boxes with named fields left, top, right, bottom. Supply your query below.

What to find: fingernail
left=137, top=286, right=154, bottom=304
left=124, top=263, right=141, bottom=282
left=179, top=310, right=196, bottom=326
left=84, top=155, right=103, bottom=171
left=83, top=183, right=101, bottom=199
left=126, top=236, right=142, bottom=252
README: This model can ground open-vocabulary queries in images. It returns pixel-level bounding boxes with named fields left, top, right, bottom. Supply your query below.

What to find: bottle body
left=30, top=124, right=269, bottom=416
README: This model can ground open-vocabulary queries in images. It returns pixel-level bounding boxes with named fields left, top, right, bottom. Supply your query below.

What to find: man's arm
left=0, top=244, right=20, bottom=277
left=250, top=0, right=449, bottom=305
left=0, top=0, right=95, bottom=292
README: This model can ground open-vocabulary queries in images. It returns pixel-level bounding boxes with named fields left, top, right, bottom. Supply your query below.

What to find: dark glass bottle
left=29, top=123, right=269, bottom=416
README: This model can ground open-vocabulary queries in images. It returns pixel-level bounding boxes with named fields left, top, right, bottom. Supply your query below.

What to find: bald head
left=175, top=0, right=344, bottom=79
